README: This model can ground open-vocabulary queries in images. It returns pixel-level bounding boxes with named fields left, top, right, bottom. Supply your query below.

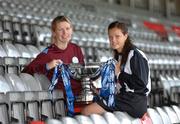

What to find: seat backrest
left=155, top=107, right=171, bottom=124
left=34, top=73, right=50, bottom=90
left=0, top=44, right=7, bottom=57
left=12, top=17, right=23, bottom=43
left=15, top=44, right=32, bottom=58
left=46, top=119, right=62, bottom=124
left=0, top=75, right=13, bottom=93
left=26, top=45, right=40, bottom=58
left=89, top=114, right=108, bottom=124
left=147, top=108, right=163, bottom=124
left=24, top=91, right=40, bottom=121
left=2, top=41, right=20, bottom=58
left=163, top=106, right=180, bottom=124
left=52, top=90, right=65, bottom=118
left=4, top=73, right=28, bottom=91
left=7, top=91, right=25, bottom=124
left=114, top=111, right=137, bottom=124
left=0, top=92, right=10, bottom=124
left=19, top=73, right=42, bottom=91
left=75, top=115, right=93, bottom=124
left=38, top=91, right=53, bottom=120
left=171, top=105, right=180, bottom=121
left=61, top=117, right=79, bottom=124
left=103, top=112, right=121, bottom=124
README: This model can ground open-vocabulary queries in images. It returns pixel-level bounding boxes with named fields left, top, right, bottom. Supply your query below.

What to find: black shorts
left=95, top=93, right=147, bottom=118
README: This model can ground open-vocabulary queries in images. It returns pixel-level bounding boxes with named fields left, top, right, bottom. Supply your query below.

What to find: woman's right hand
left=47, top=59, right=62, bottom=70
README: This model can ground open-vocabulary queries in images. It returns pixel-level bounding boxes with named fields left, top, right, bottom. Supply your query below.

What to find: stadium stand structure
left=0, top=0, right=180, bottom=123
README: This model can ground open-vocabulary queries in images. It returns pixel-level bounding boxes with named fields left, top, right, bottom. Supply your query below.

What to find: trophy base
left=75, top=91, right=94, bottom=104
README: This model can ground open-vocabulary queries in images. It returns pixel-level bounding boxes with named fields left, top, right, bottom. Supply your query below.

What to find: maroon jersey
left=22, top=42, right=84, bottom=96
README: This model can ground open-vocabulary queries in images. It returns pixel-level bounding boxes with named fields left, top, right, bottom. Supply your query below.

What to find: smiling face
left=53, top=21, right=73, bottom=44
left=108, top=27, right=128, bottom=53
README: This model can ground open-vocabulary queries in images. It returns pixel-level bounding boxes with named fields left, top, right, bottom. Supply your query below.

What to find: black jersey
left=96, top=47, right=151, bottom=118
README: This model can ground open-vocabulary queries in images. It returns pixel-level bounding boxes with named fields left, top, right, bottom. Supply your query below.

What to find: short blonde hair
left=51, top=15, right=72, bottom=32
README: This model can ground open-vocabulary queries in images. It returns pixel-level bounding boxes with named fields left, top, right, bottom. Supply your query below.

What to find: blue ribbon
left=98, top=59, right=116, bottom=107
left=48, top=63, right=74, bottom=116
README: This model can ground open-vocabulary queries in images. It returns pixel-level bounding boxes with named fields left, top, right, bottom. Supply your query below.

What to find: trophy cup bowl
left=68, top=62, right=102, bottom=103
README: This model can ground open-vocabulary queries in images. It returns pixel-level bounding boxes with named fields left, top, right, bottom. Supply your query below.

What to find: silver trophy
left=68, top=62, right=102, bottom=103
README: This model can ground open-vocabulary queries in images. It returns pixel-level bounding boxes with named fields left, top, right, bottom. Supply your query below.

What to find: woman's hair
left=51, top=16, right=72, bottom=43
left=51, top=15, right=72, bottom=32
left=108, top=21, right=134, bottom=66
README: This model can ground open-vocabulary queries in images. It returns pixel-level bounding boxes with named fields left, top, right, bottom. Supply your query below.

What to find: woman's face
left=108, top=27, right=128, bottom=53
left=53, top=21, right=72, bottom=43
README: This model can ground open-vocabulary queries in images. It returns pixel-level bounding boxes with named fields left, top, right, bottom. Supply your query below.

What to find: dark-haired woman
left=81, top=21, right=151, bottom=118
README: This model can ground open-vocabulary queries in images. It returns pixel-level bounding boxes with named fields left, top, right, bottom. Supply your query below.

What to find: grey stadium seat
left=102, top=112, right=121, bottom=124
left=0, top=92, right=10, bottom=124
left=52, top=90, right=66, bottom=118
left=163, top=106, right=180, bottom=124
left=38, top=91, right=53, bottom=121
left=61, top=116, right=79, bottom=124
left=155, top=107, right=171, bottom=124
left=26, top=45, right=40, bottom=58
left=171, top=105, right=180, bottom=121
left=147, top=108, right=163, bottom=124
left=46, top=119, right=62, bottom=124
left=19, top=73, right=42, bottom=91
left=75, top=115, right=93, bottom=124
left=6, top=91, right=25, bottom=124
left=0, top=75, right=13, bottom=93
left=89, top=114, right=108, bottom=124
left=24, top=91, right=40, bottom=122
left=34, top=73, right=50, bottom=90
left=114, top=111, right=141, bottom=124
left=4, top=73, right=29, bottom=91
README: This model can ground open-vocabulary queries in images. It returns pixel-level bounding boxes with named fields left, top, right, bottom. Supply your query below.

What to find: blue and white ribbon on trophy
left=48, top=63, right=74, bottom=116
left=98, top=59, right=116, bottom=107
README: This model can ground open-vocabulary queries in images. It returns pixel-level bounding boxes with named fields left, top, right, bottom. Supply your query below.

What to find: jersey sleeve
left=22, top=52, right=50, bottom=75
left=130, top=50, right=149, bottom=86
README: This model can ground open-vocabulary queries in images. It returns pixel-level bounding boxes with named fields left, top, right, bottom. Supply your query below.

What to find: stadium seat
left=21, top=18, right=32, bottom=45
left=75, top=115, right=93, bottom=124
left=38, top=91, right=53, bottom=121
left=0, top=45, right=7, bottom=74
left=89, top=114, right=108, bottom=124
left=171, top=105, right=180, bottom=121
left=2, top=41, right=20, bottom=74
left=12, top=17, right=23, bottom=44
left=0, top=74, right=13, bottom=93
left=102, top=112, right=121, bottom=124
left=4, top=73, right=28, bottom=91
left=163, top=106, right=180, bottom=124
left=26, top=45, right=40, bottom=58
left=147, top=108, right=163, bottom=124
left=114, top=111, right=140, bottom=124
left=155, top=107, right=171, bottom=124
left=34, top=73, right=50, bottom=90
left=24, top=91, right=40, bottom=122
left=46, top=119, right=62, bottom=124
left=51, top=90, right=66, bottom=118
left=19, top=73, right=42, bottom=91
left=61, top=116, right=79, bottom=124
left=6, top=91, right=25, bottom=124
left=15, top=44, right=32, bottom=73
left=0, top=92, right=10, bottom=124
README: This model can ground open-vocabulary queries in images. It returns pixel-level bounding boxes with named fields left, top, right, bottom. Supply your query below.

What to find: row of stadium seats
left=149, top=74, right=180, bottom=107
left=45, top=105, right=180, bottom=124
left=0, top=73, right=65, bottom=123
left=0, top=90, right=65, bottom=124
